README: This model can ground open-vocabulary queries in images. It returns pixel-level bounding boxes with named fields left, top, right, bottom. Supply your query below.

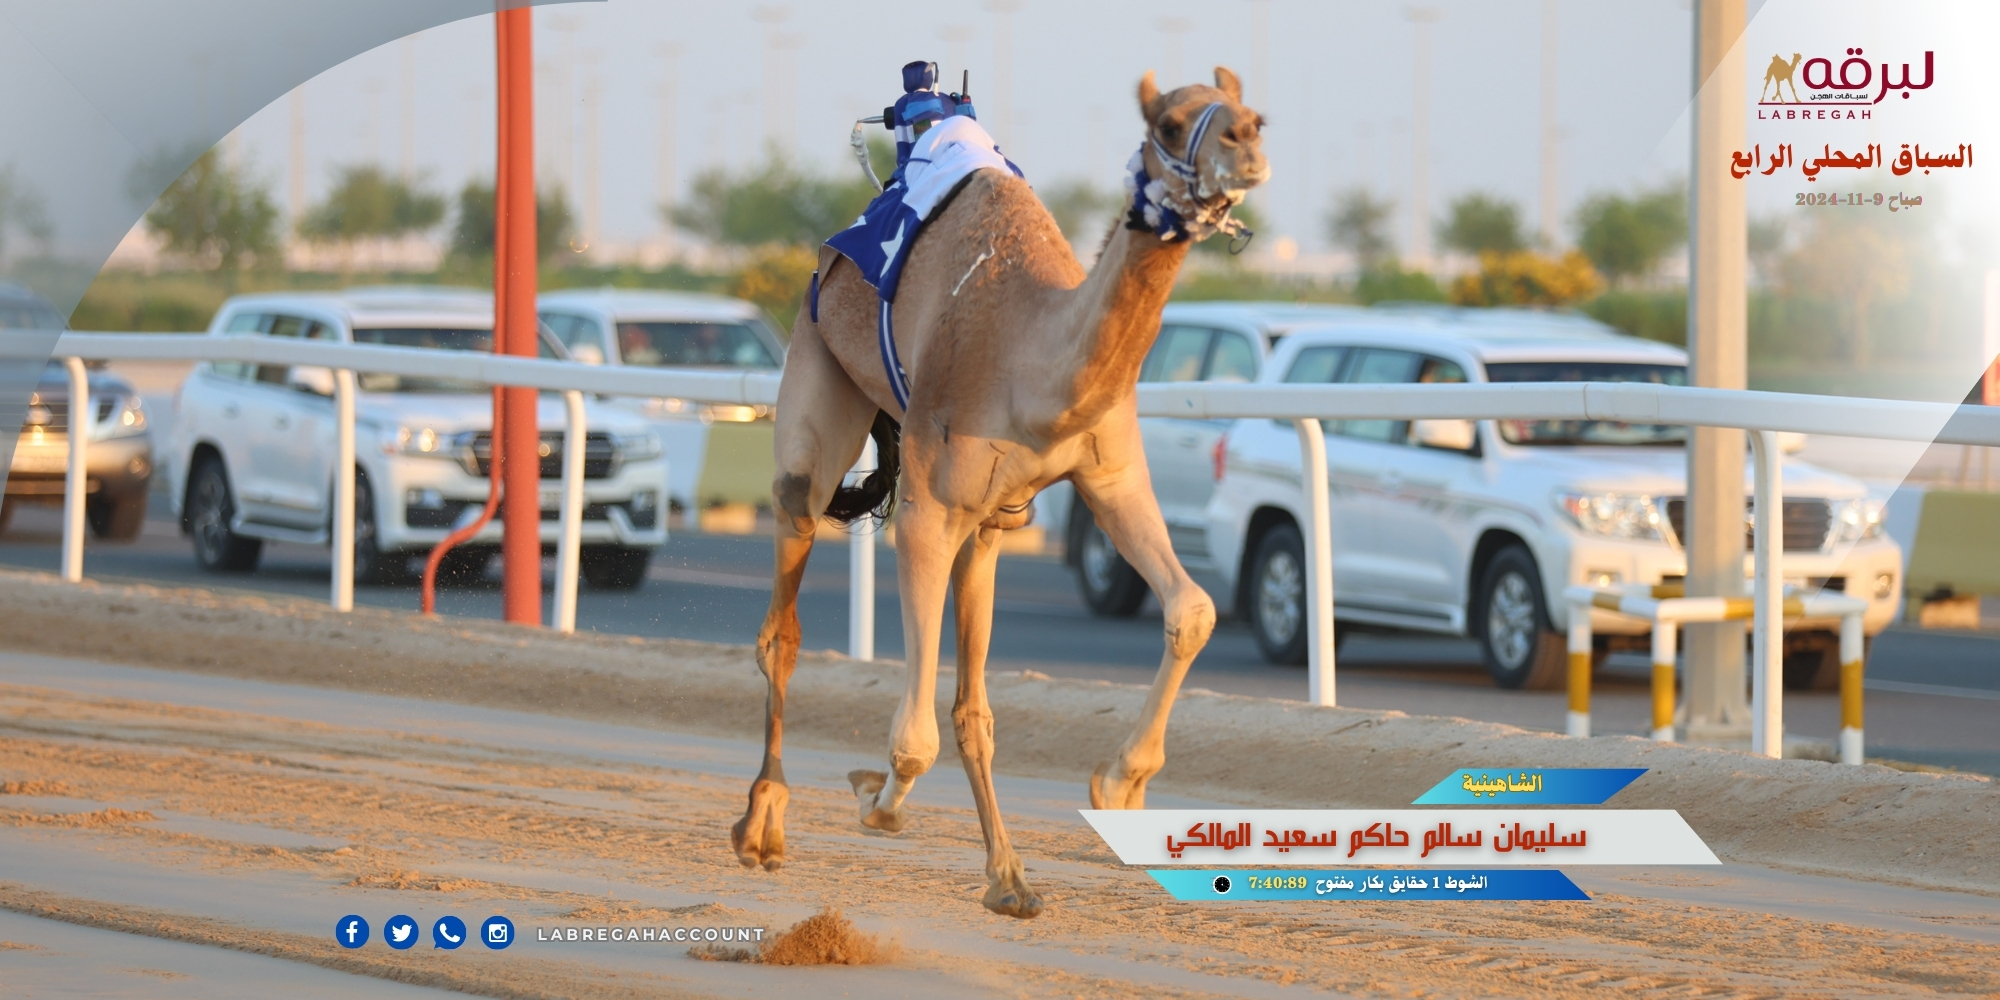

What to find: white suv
left=1039, top=301, right=1363, bottom=612
left=536, top=289, right=784, bottom=513
left=1205, top=308, right=1901, bottom=689
left=167, top=288, right=669, bottom=588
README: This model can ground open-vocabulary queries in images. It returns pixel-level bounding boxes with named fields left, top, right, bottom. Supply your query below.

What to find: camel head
left=1127, top=66, right=1268, bottom=242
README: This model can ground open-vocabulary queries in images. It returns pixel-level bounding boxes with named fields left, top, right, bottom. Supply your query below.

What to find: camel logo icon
left=1761, top=53, right=1803, bottom=103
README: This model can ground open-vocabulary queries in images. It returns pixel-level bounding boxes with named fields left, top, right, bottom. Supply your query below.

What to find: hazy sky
left=224, top=0, right=1706, bottom=257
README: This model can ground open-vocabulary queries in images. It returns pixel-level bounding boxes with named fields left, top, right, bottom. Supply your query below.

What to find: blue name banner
left=1148, top=869, right=1589, bottom=901
left=1411, top=768, right=1646, bottom=805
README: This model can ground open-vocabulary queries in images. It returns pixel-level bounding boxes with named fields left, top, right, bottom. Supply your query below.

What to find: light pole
left=1539, top=0, right=1560, bottom=248
left=1404, top=6, right=1440, bottom=269
left=1685, top=0, right=1751, bottom=743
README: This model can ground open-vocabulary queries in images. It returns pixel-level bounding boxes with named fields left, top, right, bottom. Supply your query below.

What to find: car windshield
left=352, top=326, right=493, bottom=393
left=0, top=300, right=62, bottom=330
left=615, top=321, right=778, bottom=368
left=1485, top=361, right=1689, bottom=446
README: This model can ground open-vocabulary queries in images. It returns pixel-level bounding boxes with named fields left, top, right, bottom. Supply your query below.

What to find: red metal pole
left=497, top=8, right=542, bottom=625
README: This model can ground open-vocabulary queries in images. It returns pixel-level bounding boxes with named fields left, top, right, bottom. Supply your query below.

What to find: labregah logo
left=1760, top=48, right=1933, bottom=105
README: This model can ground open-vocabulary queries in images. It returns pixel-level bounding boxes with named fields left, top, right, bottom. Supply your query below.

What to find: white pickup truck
left=1052, top=303, right=1901, bottom=691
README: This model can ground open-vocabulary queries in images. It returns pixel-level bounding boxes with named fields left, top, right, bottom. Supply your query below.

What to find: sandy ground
left=2, top=569, right=1999, bottom=998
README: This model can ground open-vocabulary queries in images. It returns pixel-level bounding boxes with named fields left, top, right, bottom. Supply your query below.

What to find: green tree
left=1325, top=188, right=1397, bottom=271
left=1780, top=209, right=1916, bottom=367
left=132, top=148, right=279, bottom=273
left=668, top=147, right=878, bottom=248
left=298, top=165, right=445, bottom=243
left=1573, top=184, right=1687, bottom=286
left=1038, top=179, right=1121, bottom=243
left=0, top=164, right=51, bottom=261
left=1438, top=193, right=1526, bottom=255
left=448, top=180, right=576, bottom=262
left=1747, top=214, right=1788, bottom=286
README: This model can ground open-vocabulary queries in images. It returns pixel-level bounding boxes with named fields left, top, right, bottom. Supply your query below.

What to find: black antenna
left=962, top=69, right=970, bottom=100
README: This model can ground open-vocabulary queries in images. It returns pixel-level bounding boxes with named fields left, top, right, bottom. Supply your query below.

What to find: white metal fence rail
left=46, top=332, right=2000, bottom=759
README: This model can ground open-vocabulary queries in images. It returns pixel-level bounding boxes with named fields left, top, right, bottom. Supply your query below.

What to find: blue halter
left=1150, top=103, right=1224, bottom=185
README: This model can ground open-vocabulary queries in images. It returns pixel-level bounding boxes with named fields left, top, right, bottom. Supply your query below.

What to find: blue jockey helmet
left=893, top=61, right=958, bottom=128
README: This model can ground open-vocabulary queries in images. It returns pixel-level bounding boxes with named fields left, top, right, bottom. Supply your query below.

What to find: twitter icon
left=384, top=914, right=419, bottom=951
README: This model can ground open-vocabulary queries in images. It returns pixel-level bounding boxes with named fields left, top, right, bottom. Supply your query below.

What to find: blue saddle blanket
left=824, top=116, right=1022, bottom=304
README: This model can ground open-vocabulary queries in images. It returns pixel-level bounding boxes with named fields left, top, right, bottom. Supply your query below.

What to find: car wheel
left=1072, top=507, right=1147, bottom=617
left=87, top=492, right=148, bottom=542
left=1248, top=523, right=1310, bottom=664
left=188, top=458, right=262, bottom=572
left=434, top=548, right=494, bottom=587
left=581, top=546, right=651, bottom=590
left=353, top=473, right=412, bottom=586
left=1476, top=545, right=1566, bottom=690
left=1785, top=632, right=1867, bottom=691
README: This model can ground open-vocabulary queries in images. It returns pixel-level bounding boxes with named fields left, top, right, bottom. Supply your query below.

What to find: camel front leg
left=947, top=524, right=1044, bottom=918
left=1074, top=468, right=1216, bottom=810
left=848, top=496, right=958, bottom=832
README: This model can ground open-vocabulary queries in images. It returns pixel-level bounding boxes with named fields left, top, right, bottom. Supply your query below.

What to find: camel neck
left=1047, top=223, right=1190, bottom=432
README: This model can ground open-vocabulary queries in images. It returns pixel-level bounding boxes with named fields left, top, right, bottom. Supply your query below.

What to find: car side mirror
left=288, top=365, right=336, bottom=397
left=1411, top=418, right=1476, bottom=452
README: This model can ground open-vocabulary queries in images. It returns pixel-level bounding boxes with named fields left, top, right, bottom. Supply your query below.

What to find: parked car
left=1039, top=301, right=1365, bottom=612
left=1, top=282, right=152, bottom=540
left=537, top=289, right=784, bottom=514
left=166, top=287, right=669, bottom=588
left=1202, top=308, right=1901, bottom=689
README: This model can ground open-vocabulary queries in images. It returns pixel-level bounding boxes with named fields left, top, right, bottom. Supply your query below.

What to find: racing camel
left=731, top=68, right=1268, bottom=918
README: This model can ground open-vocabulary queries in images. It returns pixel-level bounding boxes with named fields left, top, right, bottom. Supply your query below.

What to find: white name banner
left=1082, top=810, right=1719, bottom=866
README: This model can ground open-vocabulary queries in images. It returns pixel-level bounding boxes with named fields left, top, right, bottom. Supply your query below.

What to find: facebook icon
left=335, top=914, right=370, bottom=949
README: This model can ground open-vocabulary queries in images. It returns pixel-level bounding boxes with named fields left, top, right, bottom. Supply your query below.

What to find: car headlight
left=1827, top=497, right=1886, bottom=544
left=613, top=431, right=661, bottom=461
left=388, top=424, right=456, bottom=457
left=639, top=397, right=770, bottom=423
left=1555, top=492, right=1666, bottom=541
left=89, top=394, right=148, bottom=440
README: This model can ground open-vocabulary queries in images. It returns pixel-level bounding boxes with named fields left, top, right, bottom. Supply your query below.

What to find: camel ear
left=1213, top=66, right=1243, bottom=102
left=1138, top=70, right=1162, bottom=120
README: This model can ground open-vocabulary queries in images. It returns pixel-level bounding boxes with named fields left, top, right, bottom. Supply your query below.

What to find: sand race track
left=1, top=568, right=1998, bottom=998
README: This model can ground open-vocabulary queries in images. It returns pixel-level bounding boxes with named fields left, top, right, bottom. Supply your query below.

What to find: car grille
left=20, top=392, right=68, bottom=434
left=405, top=497, right=656, bottom=530
left=466, top=431, right=617, bottom=479
left=1664, top=497, right=1831, bottom=552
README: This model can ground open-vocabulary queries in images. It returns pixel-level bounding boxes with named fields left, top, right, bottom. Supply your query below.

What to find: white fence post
left=1295, top=418, right=1335, bottom=706
left=848, top=436, right=877, bottom=661
left=1749, top=429, right=1784, bottom=759
left=331, top=369, right=356, bottom=611
left=555, top=390, right=586, bottom=634
left=1566, top=594, right=1591, bottom=737
left=61, top=357, right=87, bottom=583
left=1838, top=609, right=1864, bottom=765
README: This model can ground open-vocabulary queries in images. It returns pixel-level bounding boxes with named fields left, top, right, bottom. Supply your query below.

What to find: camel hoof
left=731, top=779, right=789, bottom=871
left=983, top=877, right=1045, bottom=920
left=1089, top=759, right=1146, bottom=810
left=847, top=769, right=908, bottom=833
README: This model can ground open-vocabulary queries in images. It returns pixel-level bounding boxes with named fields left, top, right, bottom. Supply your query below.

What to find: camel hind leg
left=947, top=523, right=1044, bottom=918
left=731, top=311, right=879, bottom=872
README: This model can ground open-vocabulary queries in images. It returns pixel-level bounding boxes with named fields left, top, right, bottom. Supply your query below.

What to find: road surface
left=2, top=497, right=1995, bottom=776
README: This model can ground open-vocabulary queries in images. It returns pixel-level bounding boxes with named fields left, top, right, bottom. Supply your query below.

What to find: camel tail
left=823, top=410, right=901, bottom=525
